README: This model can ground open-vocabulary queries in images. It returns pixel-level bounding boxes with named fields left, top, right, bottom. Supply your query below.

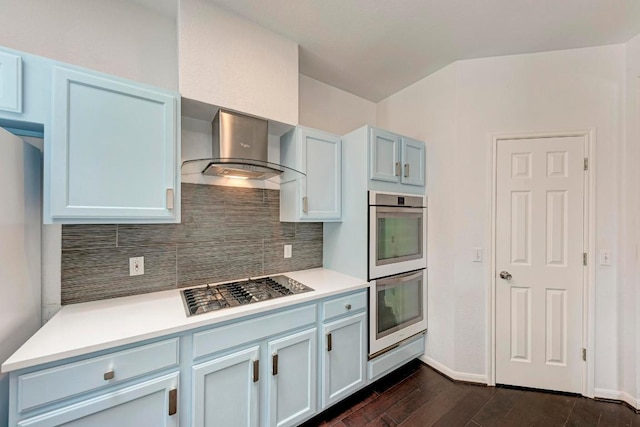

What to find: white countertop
left=2, top=268, right=368, bottom=373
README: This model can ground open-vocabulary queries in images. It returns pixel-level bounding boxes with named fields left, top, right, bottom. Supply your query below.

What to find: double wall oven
left=368, top=191, right=427, bottom=356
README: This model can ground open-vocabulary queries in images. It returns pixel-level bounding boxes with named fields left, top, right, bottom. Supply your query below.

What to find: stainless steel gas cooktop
left=181, top=275, right=314, bottom=317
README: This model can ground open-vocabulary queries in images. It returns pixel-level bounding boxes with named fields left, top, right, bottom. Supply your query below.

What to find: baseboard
left=594, top=388, right=639, bottom=411
left=419, top=355, right=488, bottom=384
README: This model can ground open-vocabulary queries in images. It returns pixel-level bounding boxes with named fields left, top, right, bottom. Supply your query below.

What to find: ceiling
left=205, top=0, right=640, bottom=102
left=131, top=0, right=177, bottom=19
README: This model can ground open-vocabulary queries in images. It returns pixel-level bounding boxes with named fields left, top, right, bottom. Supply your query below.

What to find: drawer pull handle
left=168, top=388, right=177, bottom=416
left=327, top=333, right=333, bottom=352
left=253, top=360, right=259, bottom=383
left=272, top=353, right=278, bottom=376
left=345, top=304, right=352, bottom=310
left=103, top=370, right=115, bottom=381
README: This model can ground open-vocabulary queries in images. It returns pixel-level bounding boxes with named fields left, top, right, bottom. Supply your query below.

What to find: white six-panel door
left=495, top=136, right=584, bottom=393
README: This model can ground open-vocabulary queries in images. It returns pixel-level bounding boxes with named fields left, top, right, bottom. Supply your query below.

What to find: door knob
left=499, top=271, right=512, bottom=280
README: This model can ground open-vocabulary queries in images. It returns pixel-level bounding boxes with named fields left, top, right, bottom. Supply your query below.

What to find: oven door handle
left=372, top=206, right=425, bottom=214
left=377, top=270, right=424, bottom=288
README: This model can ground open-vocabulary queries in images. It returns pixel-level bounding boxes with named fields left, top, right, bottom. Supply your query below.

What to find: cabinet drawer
left=368, top=334, right=424, bottom=382
left=193, top=305, right=316, bottom=360
left=17, top=338, right=179, bottom=412
left=322, top=291, right=367, bottom=321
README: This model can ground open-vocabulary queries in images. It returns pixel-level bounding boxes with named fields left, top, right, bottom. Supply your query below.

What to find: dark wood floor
left=301, top=360, right=640, bottom=427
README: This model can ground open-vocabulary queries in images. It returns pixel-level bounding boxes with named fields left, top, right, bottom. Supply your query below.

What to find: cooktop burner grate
left=181, top=275, right=314, bottom=317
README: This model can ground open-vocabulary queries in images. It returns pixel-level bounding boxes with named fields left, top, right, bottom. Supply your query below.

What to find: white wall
left=624, top=32, right=640, bottom=407
left=376, top=65, right=458, bottom=373
left=0, top=0, right=178, bottom=90
left=299, top=75, right=377, bottom=135
left=179, top=0, right=298, bottom=125
left=377, top=44, right=627, bottom=393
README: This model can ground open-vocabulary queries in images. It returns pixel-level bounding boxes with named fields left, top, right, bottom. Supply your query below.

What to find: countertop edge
left=2, top=269, right=369, bottom=373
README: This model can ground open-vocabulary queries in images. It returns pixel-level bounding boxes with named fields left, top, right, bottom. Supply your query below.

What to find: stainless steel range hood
left=202, top=109, right=284, bottom=180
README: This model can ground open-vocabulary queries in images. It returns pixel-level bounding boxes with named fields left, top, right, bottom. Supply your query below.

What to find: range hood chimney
left=202, top=109, right=284, bottom=180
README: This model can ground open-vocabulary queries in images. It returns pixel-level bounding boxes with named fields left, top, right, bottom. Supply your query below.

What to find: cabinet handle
left=327, top=333, right=333, bottom=352
left=302, top=196, right=308, bottom=213
left=395, top=162, right=401, bottom=177
left=103, top=370, right=114, bottom=381
left=345, top=304, right=352, bottom=310
left=404, top=163, right=410, bottom=178
left=168, top=388, right=177, bottom=416
left=272, top=353, right=278, bottom=376
left=166, top=188, right=174, bottom=210
left=253, top=360, right=259, bottom=383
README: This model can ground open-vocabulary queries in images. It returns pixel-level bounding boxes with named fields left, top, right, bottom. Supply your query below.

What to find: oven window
left=377, top=275, right=423, bottom=338
left=377, top=215, right=422, bottom=264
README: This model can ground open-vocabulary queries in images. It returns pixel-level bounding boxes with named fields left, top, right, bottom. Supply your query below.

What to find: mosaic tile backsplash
left=61, top=183, right=323, bottom=304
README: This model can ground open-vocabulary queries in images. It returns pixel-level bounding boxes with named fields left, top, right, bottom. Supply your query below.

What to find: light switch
left=472, top=247, right=483, bottom=262
left=599, top=250, right=612, bottom=266
left=284, top=245, right=292, bottom=259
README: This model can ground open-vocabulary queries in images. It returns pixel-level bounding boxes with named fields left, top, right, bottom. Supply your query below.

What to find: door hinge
left=168, top=388, right=177, bottom=416
left=582, top=348, right=587, bottom=361
left=583, top=253, right=587, bottom=266
left=584, top=158, right=588, bottom=171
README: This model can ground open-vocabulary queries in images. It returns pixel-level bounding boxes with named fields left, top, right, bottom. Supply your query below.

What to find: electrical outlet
left=284, top=244, right=292, bottom=259
left=599, top=250, right=612, bottom=266
left=129, top=256, right=144, bottom=276
left=472, top=247, right=483, bottom=262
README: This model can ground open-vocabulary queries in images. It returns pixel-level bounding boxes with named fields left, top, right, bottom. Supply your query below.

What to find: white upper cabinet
left=47, top=66, right=180, bottom=224
left=401, top=136, right=426, bottom=187
left=368, top=127, right=425, bottom=190
left=369, top=128, right=400, bottom=183
left=0, top=51, right=22, bottom=114
left=280, top=126, right=342, bottom=222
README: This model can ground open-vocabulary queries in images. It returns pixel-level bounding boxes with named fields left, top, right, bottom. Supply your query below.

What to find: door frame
left=487, top=130, right=596, bottom=398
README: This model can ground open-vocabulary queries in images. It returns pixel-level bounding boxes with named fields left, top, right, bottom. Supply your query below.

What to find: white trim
left=594, top=388, right=640, bottom=410
left=487, top=130, right=596, bottom=397
left=420, top=355, right=488, bottom=384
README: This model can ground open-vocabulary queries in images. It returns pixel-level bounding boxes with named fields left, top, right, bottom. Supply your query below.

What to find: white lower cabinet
left=17, top=372, right=179, bottom=427
left=192, top=346, right=260, bottom=427
left=11, top=291, right=374, bottom=427
left=321, top=312, right=367, bottom=409
left=266, top=328, right=317, bottom=427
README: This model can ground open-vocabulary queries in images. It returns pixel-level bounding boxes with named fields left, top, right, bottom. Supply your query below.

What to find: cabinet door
left=17, top=373, right=178, bottom=427
left=267, top=328, right=317, bottom=427
left=48, top=66, right=178, bottom=223
left=300, top=128, right=341, bottom=220
left=322, top=312, right=367, bottom=408
left=0, top=51, right=22, bottom=113
left=369, top=128, right=400, bottom=183
left=192, top=346, right=260, bottom=427
left=401, top=137, right=425, bottom=187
